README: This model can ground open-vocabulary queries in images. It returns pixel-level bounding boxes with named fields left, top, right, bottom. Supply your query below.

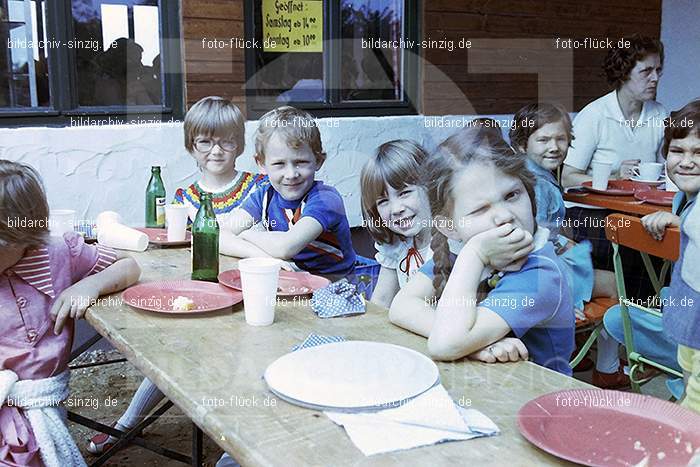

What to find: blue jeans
left=603, top=304, right=681, bottom=373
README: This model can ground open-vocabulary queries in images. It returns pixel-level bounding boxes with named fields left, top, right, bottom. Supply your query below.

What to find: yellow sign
left=262, top=0, right=323, bottom=53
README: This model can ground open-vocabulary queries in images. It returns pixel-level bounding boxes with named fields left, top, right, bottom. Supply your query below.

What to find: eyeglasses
left=194, top=138, right=238, bottom=153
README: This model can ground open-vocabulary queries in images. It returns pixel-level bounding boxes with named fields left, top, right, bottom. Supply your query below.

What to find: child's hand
left=641, top=211, right=680, bottom=241
left=464, top=223, right=534, bottom=270
left=50, top=282, right=100, bottom=335
left=468, top=337, right=529, bottom=363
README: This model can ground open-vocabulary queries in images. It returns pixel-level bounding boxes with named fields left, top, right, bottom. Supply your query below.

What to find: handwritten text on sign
left=263, top=0, right=322, bottom=53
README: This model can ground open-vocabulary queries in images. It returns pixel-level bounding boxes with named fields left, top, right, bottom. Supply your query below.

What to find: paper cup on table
left=239, top=258, right=281, bottom=326
left=49, top=209, right=76, bottom=237
left=591, top=161, right=613, bottom=190
left=165, top=205, right=189, bottom=241
left=97, top=223, right=148, bottom=251
left=96, top=211, right=122, bottom=228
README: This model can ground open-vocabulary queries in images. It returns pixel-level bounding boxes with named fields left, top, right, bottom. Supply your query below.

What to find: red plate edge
left=134, top=227, right=192, bottom=246
left=634, top=190, right=675, bottom=206
left=122, top=279, right=243, bottom=314
left=517, top=389, right=700, bottom=467
left=582, top=180, right=651, bottom=195
left=218, top=269, right=330, bottom=296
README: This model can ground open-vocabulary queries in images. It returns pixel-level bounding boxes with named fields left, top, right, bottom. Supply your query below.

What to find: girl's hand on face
left=468, top=337, right=529, bottom=363
left=464, top=223, right=534, bottom=270
left=641, top=211, right=681, bottom=241
left=50, top=282, right=101, bottom=335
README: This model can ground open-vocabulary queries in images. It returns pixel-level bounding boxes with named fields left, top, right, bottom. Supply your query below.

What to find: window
left=0, top=0, right=183, bottom=125
left=244, top=0, right=418, bottom=118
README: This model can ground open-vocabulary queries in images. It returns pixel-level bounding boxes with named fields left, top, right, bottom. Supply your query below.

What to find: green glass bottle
left=191, top=192, right=219, bottom=282
left=145, top=166, right=166, bottom=228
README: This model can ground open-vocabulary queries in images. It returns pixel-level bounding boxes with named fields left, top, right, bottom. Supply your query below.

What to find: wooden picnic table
left=86, top=248, right=593, bottom=466
left=564, top=189, right=672, bottom=216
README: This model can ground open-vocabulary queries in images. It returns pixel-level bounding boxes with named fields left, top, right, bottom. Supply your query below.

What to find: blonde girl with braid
left=389, top=127, right=575, bottom=375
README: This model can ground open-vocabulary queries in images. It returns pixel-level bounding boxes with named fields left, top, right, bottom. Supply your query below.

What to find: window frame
left=0, top=0, right=184, bottom=127
left=243, top=0, right=419, bottom=119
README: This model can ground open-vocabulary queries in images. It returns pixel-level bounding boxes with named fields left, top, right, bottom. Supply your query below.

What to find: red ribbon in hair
left=399, top=238, right=425, bottom=277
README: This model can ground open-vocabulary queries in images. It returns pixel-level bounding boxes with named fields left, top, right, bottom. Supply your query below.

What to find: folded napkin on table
left=291, top=333, right=346, bottom=351
left=325, top=384, right=499, bottom=456
left=310, top=279, right=365, bottom=318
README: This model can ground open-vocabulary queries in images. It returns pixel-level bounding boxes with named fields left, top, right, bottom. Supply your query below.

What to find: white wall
left=0, top=115, right=512, bottom=228
left=658, top=0, right=700, bottom=111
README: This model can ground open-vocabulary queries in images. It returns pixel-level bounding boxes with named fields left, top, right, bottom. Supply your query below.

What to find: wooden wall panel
left=421, top=0, right=663, bottom=115
left=181, top=0, right=247, bottom=113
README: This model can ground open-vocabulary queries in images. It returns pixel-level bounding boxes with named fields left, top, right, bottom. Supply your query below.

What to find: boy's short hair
left=509, top=102, right=573, bottom=151
left=662, top=99, right=700, bottom=157
left=254, top=106, right=326, bottom=165
left=0, top=159, right=50, bottom=248
left=184, top=96, right=245, bottom=156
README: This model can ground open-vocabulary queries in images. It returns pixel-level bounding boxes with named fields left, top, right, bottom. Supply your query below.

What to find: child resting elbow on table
left=171, top=96, right=268, bottom=226
left=360, top=140, right=433, bottom=309
left=509, top=103, right=628, bottom=388
left=389, top=127, right=576, bottom=376
left=88, top=96, right=268, bottom=455
left=219, top=106, right=357, bottom=280
left=0, top=160, right=140, bottom=466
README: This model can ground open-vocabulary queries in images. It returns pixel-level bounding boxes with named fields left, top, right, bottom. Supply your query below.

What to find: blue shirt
left=664, top=193, right=699, bottom=348
left=241, top=181, right=356, bottom=277
left=526, top=158, right=565, bottom=242
left=419, top=242, right=575, bottom=375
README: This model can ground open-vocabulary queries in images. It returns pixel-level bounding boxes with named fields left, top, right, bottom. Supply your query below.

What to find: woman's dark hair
left=603, top=34, right=664, bottom=89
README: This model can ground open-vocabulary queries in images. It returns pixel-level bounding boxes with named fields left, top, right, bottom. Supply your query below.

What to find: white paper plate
left=264, top=341, right=440, bottom=410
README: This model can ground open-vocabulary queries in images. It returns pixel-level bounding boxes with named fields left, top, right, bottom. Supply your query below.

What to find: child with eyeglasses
left=172, top=96, right=268, bottom=228
left=86, top=96, right=267, bottom=455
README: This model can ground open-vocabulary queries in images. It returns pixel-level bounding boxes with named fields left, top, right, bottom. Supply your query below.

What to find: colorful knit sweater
left=173, top=172, right=268, bottom=224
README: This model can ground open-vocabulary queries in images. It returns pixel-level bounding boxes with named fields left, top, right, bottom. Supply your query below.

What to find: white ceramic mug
left=632, top=162, right=663, bottom=181
left=591, top=161, right=613, bottom=190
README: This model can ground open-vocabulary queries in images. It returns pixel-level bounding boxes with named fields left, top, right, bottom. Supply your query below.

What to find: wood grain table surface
left=86, top=248, right=593, bottom=466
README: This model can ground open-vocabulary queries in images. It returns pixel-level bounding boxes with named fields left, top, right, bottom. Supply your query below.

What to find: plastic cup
left=633, top=162, right=663, bottom=181
left=165, top=205, right=189, bottom=241
left=97, top=223, right=148, bottom=251
left=49, top=209, right=76, bottom=237
left=96, top=211, right=122, bottom=228
left=238, top=258, right=281, bottom=326
left=591, top=161, right=613, bottom=190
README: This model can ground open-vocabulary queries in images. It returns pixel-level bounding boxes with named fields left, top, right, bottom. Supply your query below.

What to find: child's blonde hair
left=424, top=127, right=537, bottom=297
left=509, top=102, right=573, bottom=152
left=254, top=106, right=326, bottom=165
left=183, top=96, right=245, bottom=156
left=360, top=140, right=429, bottom=244
left=0, top=159, right=50, bottom=248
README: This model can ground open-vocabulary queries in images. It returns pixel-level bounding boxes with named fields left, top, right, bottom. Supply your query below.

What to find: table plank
left=87, top=248, right=592, bottom=466
left=564, top=191, right=672, bottom=216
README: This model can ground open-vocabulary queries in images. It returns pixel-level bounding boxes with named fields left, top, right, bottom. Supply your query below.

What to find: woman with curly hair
left=560, top=35, right=668, bottom=302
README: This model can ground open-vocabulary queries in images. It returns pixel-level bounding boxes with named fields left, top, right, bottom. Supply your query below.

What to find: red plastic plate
left=582, top=180, right=651, bottom=196
left=634, top=190, right=676, bottom=207
left=518, top=389, right=700, bottom=466
left=122, top=280, right=242, bottom=314
left=135, top=227, right=191, bottom=246
left=218, top=269, right=330, bottom=296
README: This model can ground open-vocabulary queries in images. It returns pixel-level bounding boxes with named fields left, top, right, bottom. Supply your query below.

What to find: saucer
left=631, top=176, right=664, bottom=186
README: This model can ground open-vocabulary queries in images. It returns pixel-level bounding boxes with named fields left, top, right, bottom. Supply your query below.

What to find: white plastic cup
left=165, top=205, right=189, bottom=241
left=633, top=162, right=663, bottom=181
left=97, top=223, right=148, bottom=251
left=96, top=211, right=122, bottom=228
left=591, top=161, right=613, bottom=190
left=49, top=209, right=76, bottom=237
left=238, top=258, right=281, bottom=326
